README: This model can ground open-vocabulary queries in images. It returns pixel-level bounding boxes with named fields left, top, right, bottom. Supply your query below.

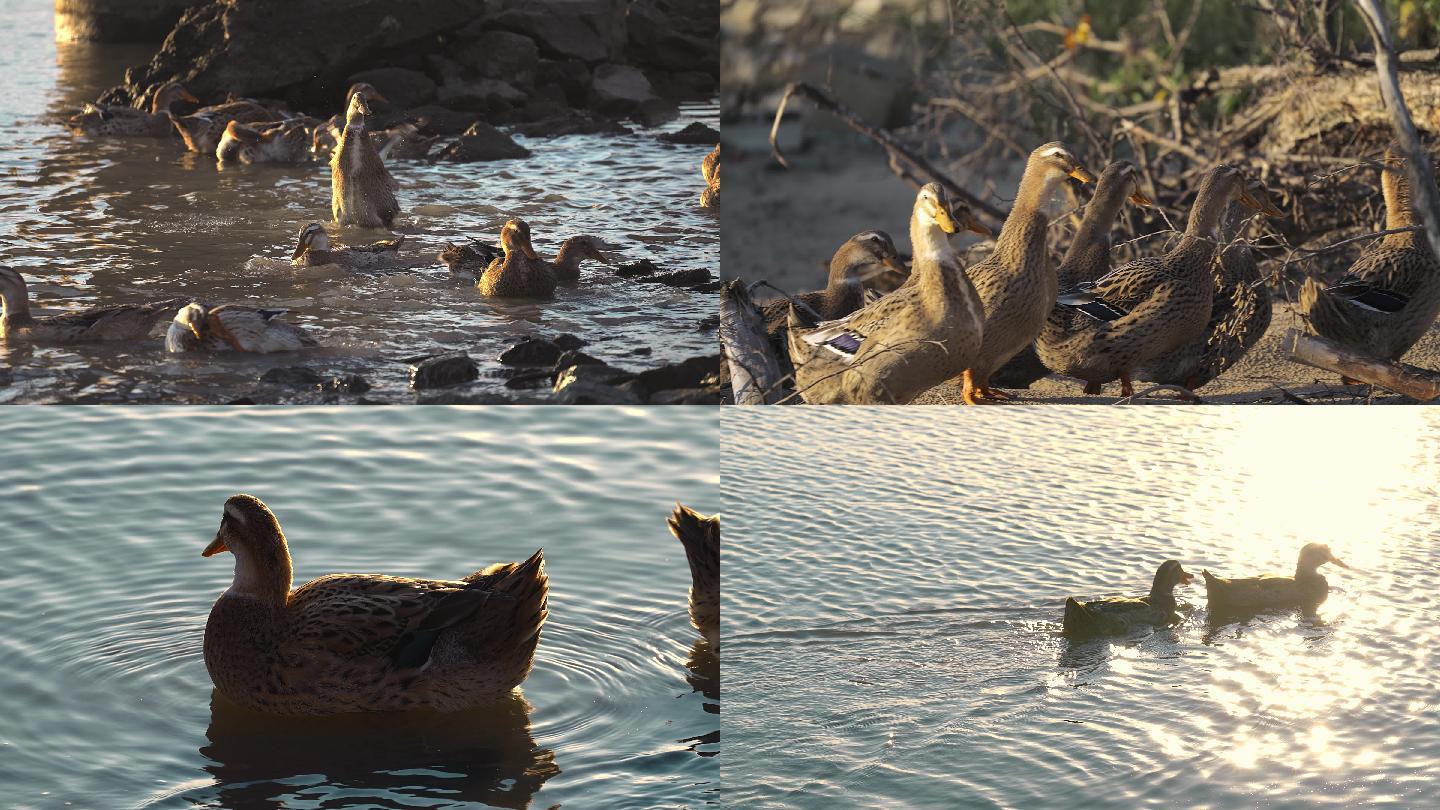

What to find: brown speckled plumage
left=331, top=92, right=400, bottom=229
left=668, top=504, right=719, bottom=647
left=762, top=230, right=903, bottom=339
left=0, top=267, right=181, bottom=343
left=479, top=220, right=558, bottom=298
left=291, top=222, right=403, bottom=269
left=202, top=494, right=548, bottom=715
left=67, top=81, right=197, bottom=137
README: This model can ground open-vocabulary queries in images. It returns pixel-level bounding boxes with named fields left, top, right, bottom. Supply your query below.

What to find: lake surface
left=0, top=0, right=717, bottom=403
left=722, top=408, right=1440, bottom=809
left=0, top=407, right=719, bottom=808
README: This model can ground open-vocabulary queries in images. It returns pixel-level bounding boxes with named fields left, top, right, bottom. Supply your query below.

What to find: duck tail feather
left=668, top=504, right=720, bottom=600
left=1062, top=597, right=1086, bottom=635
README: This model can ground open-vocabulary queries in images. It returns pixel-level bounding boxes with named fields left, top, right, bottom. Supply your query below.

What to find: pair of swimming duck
left=438, top=223, right=614, bottom=298
left=1061, top=543, right=1350, bottom=637
left=200, top=494, right=718, bottom=715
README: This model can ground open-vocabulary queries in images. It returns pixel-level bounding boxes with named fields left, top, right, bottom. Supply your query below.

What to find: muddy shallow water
left=0, top=0, right=718, bottom=403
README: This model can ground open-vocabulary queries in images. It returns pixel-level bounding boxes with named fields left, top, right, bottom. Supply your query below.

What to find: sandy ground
left=723, top=125, right=1440, bottom=405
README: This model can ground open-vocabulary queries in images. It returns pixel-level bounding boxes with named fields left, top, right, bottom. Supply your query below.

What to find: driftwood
left=719, top=280, right=785, bottom=405
left=1283, top=329, right=1440, bottom=401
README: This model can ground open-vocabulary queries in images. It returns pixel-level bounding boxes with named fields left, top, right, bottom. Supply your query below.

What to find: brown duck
left=1202, top=543, right=1348, bottom=614
left=216, top=120, right=311, bottom=164
left=668, top=504, right=719, bottom=647
left=201, top=494, right=548, bottom=715
left=331, top=90, right=400, bottom=229
left=165, top=302, right=317, bottom=354
left=701, top=144, right=719, bottom=207
left=478, top=220, right=557, bottom=298
left=957, top=142, right=1095, bottom=404
left=67, top=81, right=197, bottom=137
left=1300, top=143, right=1440, bottom=366
left=0, top=267, right=180, bottom=343
left=291, top=222, right=404, bottom=269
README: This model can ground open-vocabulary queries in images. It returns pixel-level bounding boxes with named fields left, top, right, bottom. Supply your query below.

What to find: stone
left=553, top=333, right=587, bottom=351
left=435, top=121, right=532, bottom=161
left=491, top=0, right=627, bottom=64
left=510, top=112, right=632, bottom=137
left=536, top=59, right=593, bottom=106
left=634, top=97, right=679, bottom=128
left=437, top=78, right=528, bottom=113
left=589, top=63, right=656, bottom=114
left=624, top=0, right=719, bottom=75
left=347, top=67, right=437, bottom=109
left=633, top=355, right=720, bottom=397
left=453, top=31, right=540, bottom=89
left=553, top=362, right=640, bottom=404
left=408, top=351, right=480, bottom=389
left=556, top=349, right=606, bottom=368
left=319, top=374, right=372, bottom=394
left=380, top=105, right=479, bottom=135
left=500, top=337, right=563, bottom=366
left=649, top=386, right=722, bottom=405
left=657, top=122, right=720, bottom=145
left=260, top=366, right=323, bottom=387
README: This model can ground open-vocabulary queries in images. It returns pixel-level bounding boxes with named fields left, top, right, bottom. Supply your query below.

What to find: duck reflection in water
left=200, top=690, right=558, bottom=809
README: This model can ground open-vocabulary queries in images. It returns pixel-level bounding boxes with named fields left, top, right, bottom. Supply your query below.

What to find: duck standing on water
left=291, top=222, right=404, bottom=269
left=478, top=219, right=557, bottom=298
left=331, top=90, right=399, bottom=228
left=165, top=302, right=317, bottom=353
left=668, top=504, right=719, bottom=647
left=0, top=267, right=180, bottom=343
left=1062, top=560, right=1194, bottom=638
left=67, top=81, right=197, bottom=137
left=201, top=494, right=548, bottom=714
left=1202, top=543, right=1349, bottom=613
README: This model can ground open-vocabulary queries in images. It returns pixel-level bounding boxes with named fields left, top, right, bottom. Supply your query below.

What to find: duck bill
left=960, top=209, right=993, bottom=237
left=521, top=242, right=539, bottom=260
left=1128, top=191, right=1154, bottom=206
left=1238, top=189, right=1283, bottom=217
left=595, top=251, right=615, bottom=266
left=934, top=207, right=959, bottom=235
left=202, top=537, right=230, bottom=557
left=1329, top=556, right=1350, bottom=569
left=1178, top=571, right=1194, bottom=585
left=882, top=256, right=908, bottom=274
left=1069, top=166, right=1097, bottom=184
left=179, top=89, right=200, bottom=104
left=290, top=240, right=309, bottom=260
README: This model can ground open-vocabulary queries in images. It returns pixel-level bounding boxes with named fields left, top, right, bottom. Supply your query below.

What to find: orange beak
left=202, top=537, right=229, bottom=557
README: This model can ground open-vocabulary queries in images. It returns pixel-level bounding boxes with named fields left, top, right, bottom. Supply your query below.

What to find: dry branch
left=719, top=280, right=785, bottom=405
left=1284, top=329, right=1440, bottom=400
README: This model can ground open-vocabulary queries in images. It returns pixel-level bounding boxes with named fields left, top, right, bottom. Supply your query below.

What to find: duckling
left=331, top=90, right=400, bottom=229
left=1202, top=543, right=1349, bottom=614
left=668, top=504, right=719, bottom=647
left=67, top=81, right=198, bottom=137
left=165, top=302, right=317, bottom=353
left=955, top=142, right=1095, bottom=404
left=1062, top=560, right=1194, bottom=638
left=216, top=120, right=311, bottom=164
left=291, top=222, right=404, bottom=269
left=478, top=220, right=557, bottom=298
left=201, top=494, right=548, bottom=715
left=761, top=230, right=905, bottom=339
left=0, top=267, right=181, bottom=343
left=1300, top=143, right=1440, bottom=366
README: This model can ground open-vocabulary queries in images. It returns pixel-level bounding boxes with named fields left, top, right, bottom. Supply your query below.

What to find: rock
left=227, top=397, right=258, bottom=405
left=347, top=67, right=437, bottom=109
left=453, top=31, right=540, bottom=89
left=500, top=337, right=563, bottom=366
left=633, top=355, right=720, bottom=397
left=554, top=334, right=587, bottom=351
left=625, top=0, right=720, bottom=76
left=628, top=347, right=653, bottom=356
left=557, top=349, right=606, bottom=368
left=696, top=314, right=719, bottom=331
left=553, top=362, right=640, bottom=404
left=437, top=78, right=529, bottom=113
left=510, top=112, right=632, bottom=137
left=648, top=70, right=718, bottom=100
left=589, top=63, right=656, bottom=114
left=319, top=374, right=372, bottom=394
left=626, top=267, right=711, bottom=286
left=649, top=386, right=722, bottom=405
left=56, top=0, right=192, bottom=43
left=657, top=122, right=720, bottom=145
left=417, top=391, right=534, bottom=404
left=381, top=105, right=479, bottom=135
left=111, top=0, right=490, bottom=104
left=260, top=366, right=323, bottom=387
left=634, top=97, right=679, bottom=128
left=614, top=259, right=661, bottom=278
left=536, top=59, right=593, bottom=106
left=408, top=351, right=480, bottom=389
left=504, top=369, right=559, bottom=389
left=492, top=0, right=626, bottom=64
left=435, top=121, right=532, bottom=161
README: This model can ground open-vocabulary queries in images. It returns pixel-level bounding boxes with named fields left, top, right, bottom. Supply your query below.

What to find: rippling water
left=723, top=408, right=1440, bottom=809
left=0, top=0, right=717, bottom=403
left=0, top=407, right=718, bottom=808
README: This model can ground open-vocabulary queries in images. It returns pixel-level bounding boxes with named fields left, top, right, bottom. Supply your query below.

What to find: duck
left=165, top=302, right=317, bottom=353
left=1035, top=165, right=1272, bottom=397
left=478, top=219, right=557, bottom=298
left=761, top=230, right=905, bottom=340
left=66, top=81, right=198, bottom=137
left=701, top=144, right=720, bottom=207
left=1140, top=177, right=1282, bottom=390
left=784, top=182, right=990, bottom=404
left=668, top=504, right=719, bottom=647
left=375, top=121, right=438, bottom=161
left=544, top=235, right=615, bottom=284
left=1300, top=143, right=1440, bottom=367
left=1035, top=161, right=1153, bottom=391
left=216, top=120, right=311, bottom=164
left=332, top=89, right=400, bottom=229
left=170, top=100, right=282, bottom=154
left=0, top=267, right=181, bottom=343
left=439, top=241, right=503, bottom=279
left=1202, top=543, right=1349, bottom=614
left=291, top=222, right=404, bottom=269
left=201, top=494, right=548, bottom=715
left=951, top=143, right=1094, bottom=404
left=1062, top=559, right=1194, bottom=638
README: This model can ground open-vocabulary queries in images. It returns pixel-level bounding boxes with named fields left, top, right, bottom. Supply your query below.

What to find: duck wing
left=208, top=305, right=316, bottom=352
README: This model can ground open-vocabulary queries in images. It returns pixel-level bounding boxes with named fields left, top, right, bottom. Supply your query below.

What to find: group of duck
left=764, top=140, right=1439, bottom=404
left=1062, top=543, right=1349, bottom=638
left=200, top=494, right=719, bottom=714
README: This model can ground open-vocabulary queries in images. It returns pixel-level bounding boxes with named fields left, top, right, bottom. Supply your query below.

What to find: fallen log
left=720, top=280, right=786, bottom=404
left=1283, top=328, right=1440, bottom=401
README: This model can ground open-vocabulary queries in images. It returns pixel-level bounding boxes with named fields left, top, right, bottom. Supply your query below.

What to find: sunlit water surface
left=0, top=407, right=718, bottom=808
left=0, top=0, right=717, bottom=403
left=723, top=409, right=1440, bottom=809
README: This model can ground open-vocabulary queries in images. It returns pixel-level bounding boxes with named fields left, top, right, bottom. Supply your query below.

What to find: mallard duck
left=1036, top=165, right=1272, bottom=396
left=1300, top=143, right=1440, bottom=366
left=668, top=504, right=719, bottom=647
left=784, top=183, right=989, bottom=404
left=332, top=90, right=400, bottom=229
left=701, top=145, right=719, bottom=208
left=376, top=121, right=437, bottom=161
left=543, top=235, right=614, bottom=284
left=761, top=230, right=904, bottom=340
left=216, top=120, right=311, bottom=164
left=67, top=81, right=197, bottom=137
left=479, top=220, right=557, bottom=298
left=171, top=101, right=287, bottom=154
left=1140, top=177, right=1281, bottom=389
left=291, top=222, right=404, bottom=268
left=1035, top=161, right=1152, bottom=390
left=1202, top=543, right=1348, bottom=614
left=0, top=267, right=181, bottom=343
left=201, top=494, right=547, bottom=715
left=1062, top=560, right=1194, bottom=638
left=955, top=142, right=1095, bottom=404
left=439, top=241, right=503, bottom=279
left=165, top=302, right=317, bottom=353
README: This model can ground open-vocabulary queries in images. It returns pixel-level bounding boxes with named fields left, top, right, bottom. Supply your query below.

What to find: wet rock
left=436, top=121, right=532, bottom=161
left=634, top=354, right=720, bottom=398
left=628, top=267, right=712, bottom=287
left=227, top=396, right=258, bottom=405
left=557, top=349, right=607, bottom=368
left=416, top=390, right=531, bottom=404
left=634, top=97, right=679, bottom=128
left=537, top=59, right=593, bottom=106
left=614, top=259, right=661, bottom=278
left=648, top=70, right=718, bottom=100
left=260, top=366, right=323, bottom=387
left=628, top=347, right=653, bottom=356
left=553, top=362, right=640, bottom=404
left=408, top=351, right=480, bottom=389
left=509, top=112, right=632, bottom=138
left=454, top=31, right=540, bottom=88
left=625, top=0, right=720, bottom=76
left=504, top=369, right=559, bottom=389
left=696, top=314, right=719, bottom=331
left=690, top=280, right=721, bottom=293
left=493, top=0, right=626, bottom=64
left=657, top=122, right=720, bottom=145
left=347, top=67, right=437, bottom=109
left=649, top=386, right=722, bottom=405
left=590, top=63, right=656, bottom=114
left=437, top=78, right=528, bottom=113
left=320, top=373, right=372, bottom=394
left=383, top=105, right=479, bottom=135
left=554, top=334, right=588, bottom=351
left=500, top=336, right=563, bottom=367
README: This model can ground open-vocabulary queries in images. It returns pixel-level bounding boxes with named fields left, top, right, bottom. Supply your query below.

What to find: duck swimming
left=1202, top=543, right=1349, bottom=613
left=1062, top=560, right=1194, bottom=638
left=478, top=219, right=557, bottom=298
left=67, top=81, right=197, bottom=137
left=201, top=494, right=548, bottom=714
left=165, top=302, right=317, bottom=353
left=668, top=504, right=719, bottom=647
left=291, top=222, right=404, bottom=269
left=332, top=89, right=400, bottom=229
left=0, top=267, right=180, bottom=343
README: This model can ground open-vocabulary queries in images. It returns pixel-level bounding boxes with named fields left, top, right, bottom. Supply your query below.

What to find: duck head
left=833, top=230, right=906, bottom=287
left=1149, top=559, right=1194, bottom=605
left=291, top=222, right=331, bottom=260
left=203, top=494, right=294, bottom=600
left=914, top=183, right=991, bottom=237
left=0, top=266, right=31, bottom=318
left=500, top=219, right=540, bottom=260
left=174, top=302, right=208, bottom=340
left=149, top=81, right=199, bottom=115
left=344, top=82, right=389, bottom=110
left=1296, top=542, right=1348, bottom=575
left=1095, top=161, right=1153, bottom=207
left=1031, top=141, right=1096, bottom=185
left=344, top=90, right=373, bottom=131
left=559, top=235, right=614, bottom=266
left=1379, top=142, right=1418, bottom=230
left=1189, top=166, right=1278, bottom=237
